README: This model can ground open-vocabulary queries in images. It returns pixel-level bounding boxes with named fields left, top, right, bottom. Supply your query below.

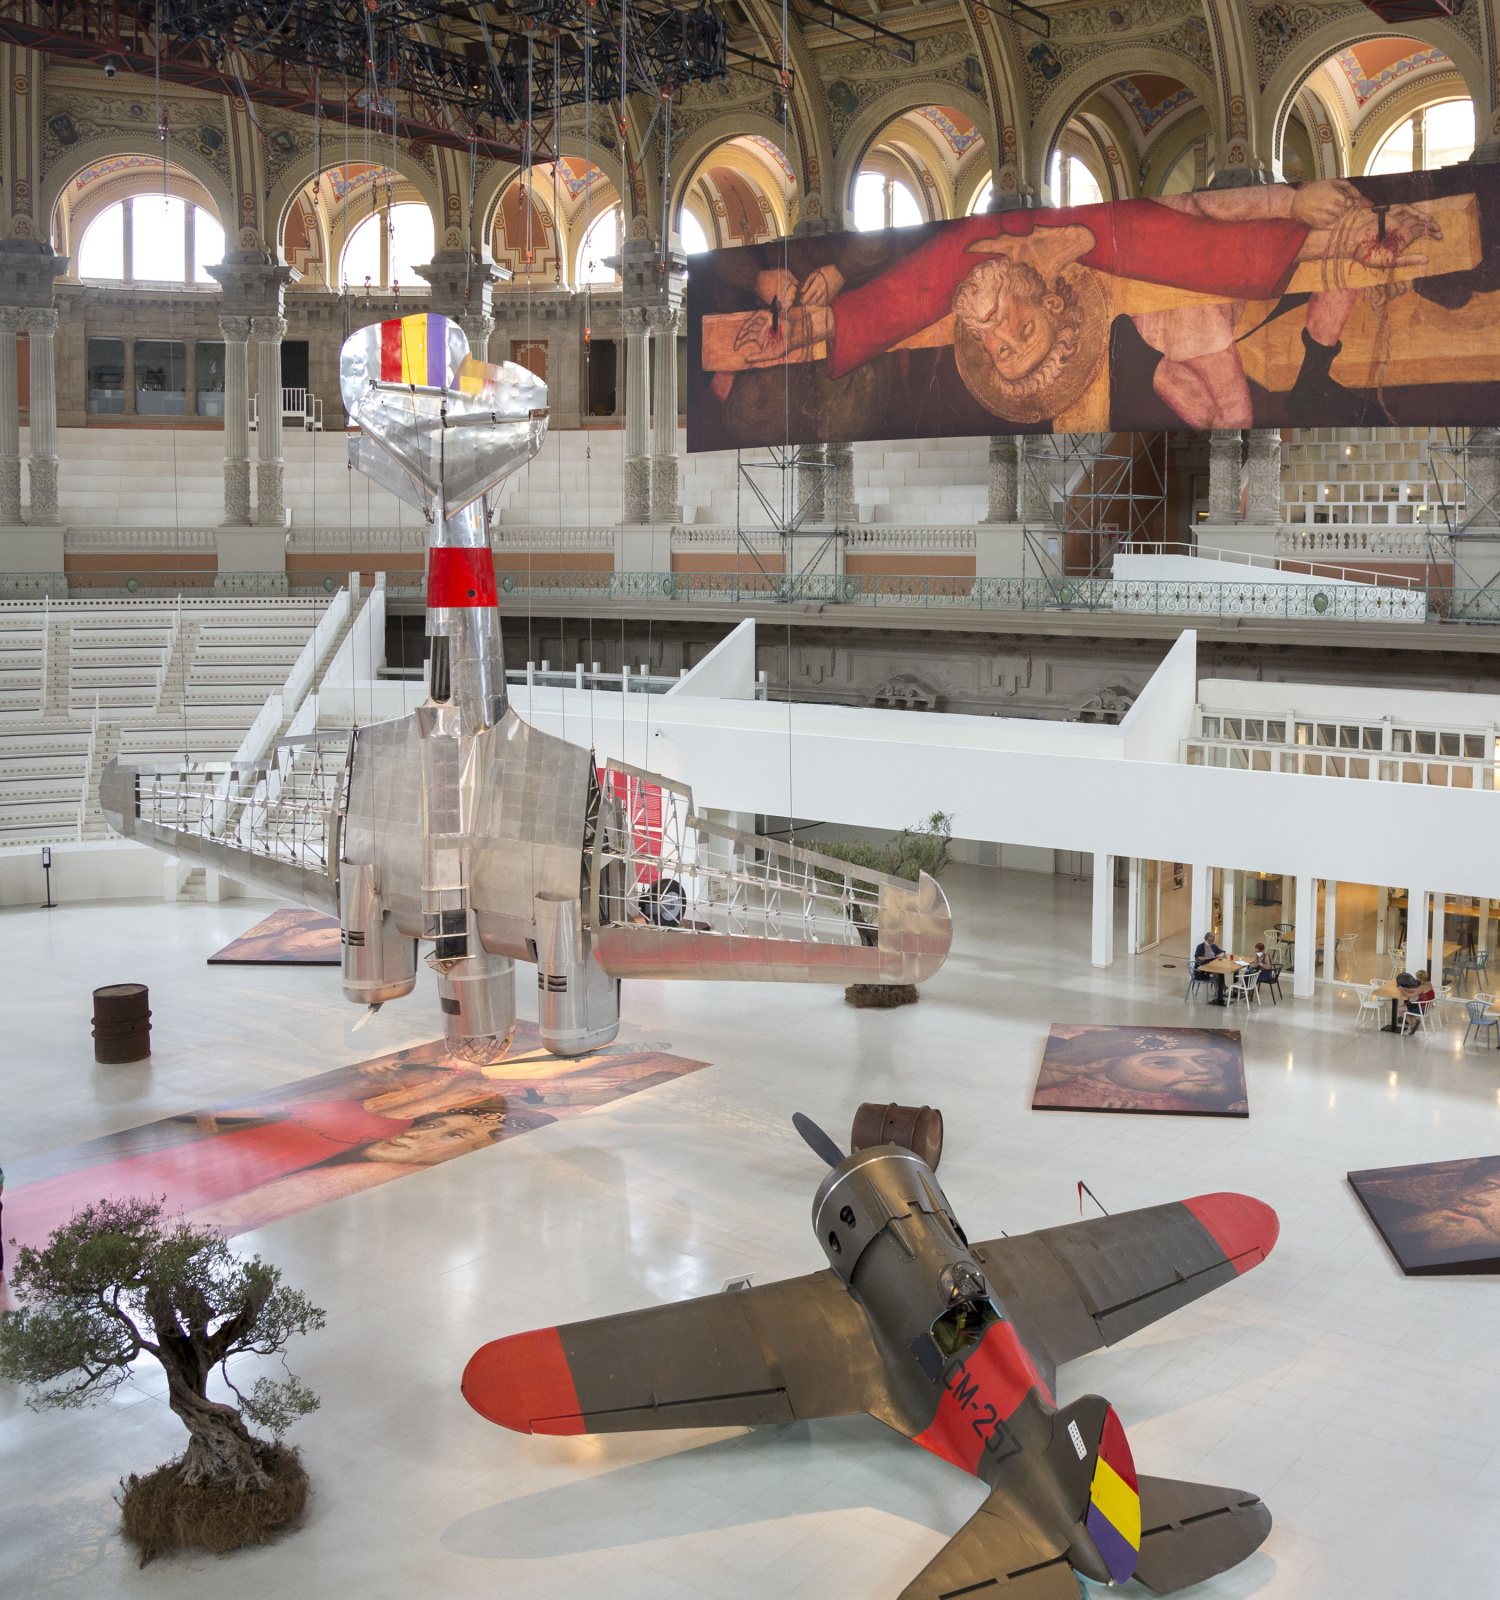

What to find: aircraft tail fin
left=1048, top=1395, right=1142, bottom=1587
left=1132, top=1475, right=1272, bottom=1594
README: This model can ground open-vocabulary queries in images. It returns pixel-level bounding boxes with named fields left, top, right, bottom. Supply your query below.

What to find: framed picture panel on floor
left=1349, top=1156, right=1500, bottom=1275
left=1032, top=1024, right=1248, bottom=1116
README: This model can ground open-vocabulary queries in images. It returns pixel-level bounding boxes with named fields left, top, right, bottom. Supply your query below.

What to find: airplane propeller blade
left=352, top=1003, right=383, bottom=1032
left=792, top=1112, right=845, bottom=1168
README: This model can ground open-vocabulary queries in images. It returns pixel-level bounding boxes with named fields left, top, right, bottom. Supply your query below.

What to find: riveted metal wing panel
left=342, top=713, right=426, bottom=936
left=469, top=709, right=593, bottom=959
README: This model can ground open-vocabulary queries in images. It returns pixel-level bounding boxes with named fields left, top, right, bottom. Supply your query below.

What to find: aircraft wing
left=463, top=1267, right=900, bottom=1434
left=971, top=1193, right=1278, bottom=1389
left=897, top=1489, right=1078, bottom=1600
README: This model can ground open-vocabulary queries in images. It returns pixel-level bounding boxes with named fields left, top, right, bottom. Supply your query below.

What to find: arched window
left=578, top=208, right=621, bottom=283
left=1049, top=154, right=1104, bottom=207
left=1369, top=99, right=1474, bottom=174
left=968, top=179, right=993, bottom=216
left=678, top=209, right=712, bottom=255
left=76, top=197, right=225, bottom=284
left=339, top=203, right=434, bottom=290
left=853, top=172, right=922, bottom=231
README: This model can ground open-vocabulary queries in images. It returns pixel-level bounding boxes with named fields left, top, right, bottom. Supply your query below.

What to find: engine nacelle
left=431, top=939, right=517, bottom=1065
left=340, top=862, right=417, bottom=1006
left=535, top=893, right=621, bottom=1056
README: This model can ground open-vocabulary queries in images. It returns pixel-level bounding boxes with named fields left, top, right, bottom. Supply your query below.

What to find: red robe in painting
left=4, top=1101, right=412, bottom=1253
left=826, top=202, right=1310, bottom=380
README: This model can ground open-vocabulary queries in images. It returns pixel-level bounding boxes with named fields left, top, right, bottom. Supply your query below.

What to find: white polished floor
left=3, top=865, right=1500, bottom=1600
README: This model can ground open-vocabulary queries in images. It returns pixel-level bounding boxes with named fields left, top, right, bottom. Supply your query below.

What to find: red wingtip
left=1182, top=1192, right=1280, bottom=1275
left=462, top=1326, right=586, bottom=1434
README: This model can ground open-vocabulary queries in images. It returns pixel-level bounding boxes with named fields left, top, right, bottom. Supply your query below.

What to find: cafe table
left=1200, top=955, right=1249, bottom=1004
left=1372, top=979, right=1409, bottom=1032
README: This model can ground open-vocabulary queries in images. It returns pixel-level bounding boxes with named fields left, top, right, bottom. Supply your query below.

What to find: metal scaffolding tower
left=1019, top=432, right=1169, bottom=582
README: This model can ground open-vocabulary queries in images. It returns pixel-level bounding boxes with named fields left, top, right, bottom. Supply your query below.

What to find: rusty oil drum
left=92, top=983, right=151, bottom=1064
left=850, top=1101, right=944, bottom=1170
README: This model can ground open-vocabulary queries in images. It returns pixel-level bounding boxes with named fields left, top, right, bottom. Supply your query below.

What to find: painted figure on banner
left=687, top=167, right=1500, bottom=447
left=1, top=1027, right=705, bottom=1248
left=207, top=907, right=343, bottom=965
left=1033, top=1024, right=1248, bottom=1116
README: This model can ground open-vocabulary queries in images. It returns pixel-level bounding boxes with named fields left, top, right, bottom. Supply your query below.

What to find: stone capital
left=220, top=315, right=253, bottom=341
left=621, top=306, right=653, bottom=338
left=0, top=307, right=20, bottom=334
left=252, top=316, right=288, bottom=341
left=645, top=306, right=680, bottom=338
left=19, top=307, right=57, bottom=335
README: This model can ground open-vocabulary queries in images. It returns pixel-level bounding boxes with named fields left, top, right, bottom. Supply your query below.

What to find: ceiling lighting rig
left=0, top=0, right=766, bottom=160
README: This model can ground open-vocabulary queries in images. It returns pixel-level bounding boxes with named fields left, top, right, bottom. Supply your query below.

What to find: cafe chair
left=1352, top=982, right=1384, bottom=1032
left=1185, top=960, right=1214, bottom=1002
left=1402, top=998, right=1437, bottom=1038
left=1228, top=966, right=1261, bottom=1008
left=1386, top=947, right=1406, bottom=979
left=1335, top=933, right=1358, bottom=979
left=1464, top=1001, right=1500, bottom=1049
left=1264, top=961, right=1285, bottom=1004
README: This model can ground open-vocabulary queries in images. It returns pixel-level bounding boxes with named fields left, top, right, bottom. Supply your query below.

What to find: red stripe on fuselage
left=461, top=1326, right=585, bottom=1434
left=913, top=1320, right=1053, bottom=1475
left=1182, top=1192, right=1280, bottom=1274
left=428, top=545, right=499, bottom=607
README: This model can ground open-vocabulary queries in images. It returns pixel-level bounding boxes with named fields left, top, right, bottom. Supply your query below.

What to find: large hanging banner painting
left=207, top=908, right=343, bottom=965
left=2, top=1027, right=706, bottom=1250
left=686, top=169, right=1500, bottom=448
left=1032, top=1025, right=1248, bottom=1116
left=1348, top=1155, right=1500, bottom=1275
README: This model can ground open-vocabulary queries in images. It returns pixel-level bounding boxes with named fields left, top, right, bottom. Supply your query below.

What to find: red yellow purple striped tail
left=1084, top=1405, right=1140, bottom=1584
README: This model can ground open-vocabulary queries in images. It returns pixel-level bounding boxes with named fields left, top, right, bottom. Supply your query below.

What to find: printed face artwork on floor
left=1032, top=1024, right=1248, bottom=1117
left=207, top=908, right=343, bottom=965
left=2, top=1025, right=707, bottom=1248
left=1349, top=1155, right=1500, bottom=1274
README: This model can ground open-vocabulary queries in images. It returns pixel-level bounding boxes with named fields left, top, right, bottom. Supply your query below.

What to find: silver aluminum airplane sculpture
left=101, top=313, right=952, bottom=1061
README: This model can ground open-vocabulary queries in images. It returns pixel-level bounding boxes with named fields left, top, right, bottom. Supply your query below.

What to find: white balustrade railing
left=491, top=527, right=617, bottom=550
left=1278, top=528, right=1440, bottom=557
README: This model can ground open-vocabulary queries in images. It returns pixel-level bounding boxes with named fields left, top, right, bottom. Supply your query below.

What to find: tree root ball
left=118, top=1442, right=309, bottom=1566
left=844, top=984, right=920, bottom=1008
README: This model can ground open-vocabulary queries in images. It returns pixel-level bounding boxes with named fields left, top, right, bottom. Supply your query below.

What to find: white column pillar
left=1293, top=874, right=1317, bottom=998
left=1126, top=858, right=1141, bottom=956
left=1482, top=899, right=1494, bottom=960
left=1375, top=886, right=1388, bottom=956
left=1406, top=888, right=1427, bottom=972
left=0, top=306, right=20, bottom=525
left=622, top=306, right=652, bottom=525
left=1092, top=852, right=1114, bottom=968
left=1244, top=428, right=1282, bottom=524
left=220, top=315, right=252, bottom=526
left=253, top=315, right=286, bottom=527
left=1190, top=863, right=1212, bottom=952
left=648, top=306, right=680, bottom=525
left=1221, top=868, right=1237, bottom=955
left=1324, top=879, right=1338, bottom=977
left=20, top=308, right=58, bottom=523
left=1431, top=892, right=1447, bottom=984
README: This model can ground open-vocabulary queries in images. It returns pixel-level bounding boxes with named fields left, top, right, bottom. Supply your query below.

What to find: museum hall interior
left=5, top=0, right=1500, bottom=1594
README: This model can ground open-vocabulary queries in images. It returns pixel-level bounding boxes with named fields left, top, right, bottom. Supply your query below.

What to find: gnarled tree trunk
left=168, top=1380, right=270, bottom=1491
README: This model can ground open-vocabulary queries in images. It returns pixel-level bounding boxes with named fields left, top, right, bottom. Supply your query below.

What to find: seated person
left=1402, top=969, right=1437, bottom=1033
left=1194, top=931, right=1228, bottom=1004
left=1251, top=942, right=1276, bottom=985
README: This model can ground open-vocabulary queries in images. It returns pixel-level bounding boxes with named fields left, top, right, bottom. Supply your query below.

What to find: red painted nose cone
left=1183, top=1192, right=1280, bottom=1274
left=462, top=1327, right=585, bottom=1435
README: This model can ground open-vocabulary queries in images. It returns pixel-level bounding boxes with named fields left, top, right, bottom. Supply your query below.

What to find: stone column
left=253, top=315, right=286, bottom=527
left=1463, top=426, right=1500, bottom=529
left=220, top=315, right=252, bottom=526
left=1244, top=429, right=1281, bottom=524
left=828, top=441, right=854, bottom=526
left=20, top=308, right=58, bottom=523
left=622, top=306, right=652, bottom=525
left=984, top=436, right=1020, bottom=522
left=1020, top=437, right=1050, bottom=525
left=459, top=311, right=494, bottom=365
left=1207, top=430, right=1243, bottom=525
left=797, top=444, right=827, bottom=524
left=648, top=305, right=680, bottom=524
left=0, top=307, right=19, bottom=525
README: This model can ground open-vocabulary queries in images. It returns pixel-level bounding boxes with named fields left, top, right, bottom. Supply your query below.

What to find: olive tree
left=0, top=1197, right=324, bottom=1493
